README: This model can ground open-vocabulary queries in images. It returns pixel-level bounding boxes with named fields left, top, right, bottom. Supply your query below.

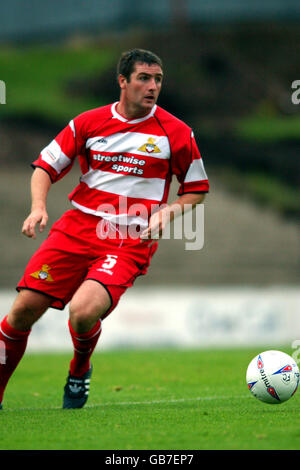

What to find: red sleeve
left=171, top=130, right=209, bottom=195
left=31, top=117, right=86, bottom=183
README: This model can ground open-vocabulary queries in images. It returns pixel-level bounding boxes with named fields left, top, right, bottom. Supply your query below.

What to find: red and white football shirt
left=32, top=102, right=209, bottom=227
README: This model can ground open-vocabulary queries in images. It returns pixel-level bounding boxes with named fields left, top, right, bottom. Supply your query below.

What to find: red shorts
left=17, top=209, right=157, bottom=317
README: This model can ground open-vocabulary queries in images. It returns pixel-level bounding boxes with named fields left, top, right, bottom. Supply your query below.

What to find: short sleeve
left=31, top=117, right=85, bottom=183
left=172, top=130, right=209, bottom=195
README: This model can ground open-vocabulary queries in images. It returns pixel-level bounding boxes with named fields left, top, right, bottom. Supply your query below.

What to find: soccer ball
left=246, top=350, right=299, bottom=404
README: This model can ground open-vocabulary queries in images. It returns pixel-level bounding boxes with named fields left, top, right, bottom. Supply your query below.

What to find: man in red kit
left=0, top=49, right=209, bottom=409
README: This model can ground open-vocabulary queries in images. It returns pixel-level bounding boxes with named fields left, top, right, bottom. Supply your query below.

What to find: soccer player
left=0, top=49, right=209, bottom=409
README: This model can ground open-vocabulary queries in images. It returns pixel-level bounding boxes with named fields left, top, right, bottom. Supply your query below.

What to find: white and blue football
left=246, top=350, right=299, bottom=404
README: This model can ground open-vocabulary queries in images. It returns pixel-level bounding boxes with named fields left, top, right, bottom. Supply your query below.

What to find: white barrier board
left=0, top=287, right=299, bottom=351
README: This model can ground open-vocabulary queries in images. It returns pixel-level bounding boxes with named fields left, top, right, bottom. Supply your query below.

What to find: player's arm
left=141, top=125, right=209, bottom=240
left=23, top=115, right=85, bottom=239
left=22, top=168, right=51, bottom=239
left=140, top=192, right=205, bottom=240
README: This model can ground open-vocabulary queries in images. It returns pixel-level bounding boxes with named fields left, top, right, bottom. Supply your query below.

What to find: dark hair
left=117, top=48, right=163, bottom=82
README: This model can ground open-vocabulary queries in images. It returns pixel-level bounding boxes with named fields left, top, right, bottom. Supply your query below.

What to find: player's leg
left=0, top=289, right=52, bottom=406
left=63, top=239, right=158, bottom=409
left=7, top=289, right=52, bottom=330
left=63, top=279, right=111, bottom=409
left=68, top=279, right=111, bottom=375
left=69, top=279, right=111, bottom=334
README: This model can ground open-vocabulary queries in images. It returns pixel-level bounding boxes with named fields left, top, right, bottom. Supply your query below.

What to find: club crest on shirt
left=30, top=264, right=54, bottom=282
left=138, top=137, right=161, bottom=154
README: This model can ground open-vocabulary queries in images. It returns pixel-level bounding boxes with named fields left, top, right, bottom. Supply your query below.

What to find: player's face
left=119, top=62, right=163, bottom=118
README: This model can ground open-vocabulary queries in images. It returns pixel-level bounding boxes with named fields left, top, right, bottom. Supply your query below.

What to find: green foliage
left=218, top=168, right=300, bottom=219
left=243, top=173, right=300, bottom=215
left=236, top=115, right=300, bottom=142
left=0, top=44, right=118, bottom=123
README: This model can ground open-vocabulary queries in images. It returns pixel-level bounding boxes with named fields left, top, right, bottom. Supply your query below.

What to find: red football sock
left=0, top=315, right=31, bottom=403
left=68, top=319, right=102, bottom=377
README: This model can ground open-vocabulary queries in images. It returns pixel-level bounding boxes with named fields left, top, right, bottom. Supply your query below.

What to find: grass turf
left=0, top=348, right=300, bottom=450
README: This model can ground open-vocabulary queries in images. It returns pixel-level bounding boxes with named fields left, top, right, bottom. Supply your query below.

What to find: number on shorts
left=101, top=254, right=118, bottom=270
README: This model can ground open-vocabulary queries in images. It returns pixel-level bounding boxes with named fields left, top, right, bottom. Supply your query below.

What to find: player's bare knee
left=69, top=299, right=108, bottom=333
left=7, top=290, right=50, bottom=330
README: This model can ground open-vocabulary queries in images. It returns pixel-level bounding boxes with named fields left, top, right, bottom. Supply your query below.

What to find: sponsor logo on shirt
left=93, top=154, right=146, bottom=175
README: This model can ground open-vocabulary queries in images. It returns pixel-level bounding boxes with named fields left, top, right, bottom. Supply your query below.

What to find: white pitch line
left=3, top=394, right=250, bottom=412
left=86, top=394, right=250, bottom=408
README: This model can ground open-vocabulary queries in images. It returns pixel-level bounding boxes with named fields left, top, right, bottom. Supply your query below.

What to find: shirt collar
left=111, top=102, right=157, bottom=124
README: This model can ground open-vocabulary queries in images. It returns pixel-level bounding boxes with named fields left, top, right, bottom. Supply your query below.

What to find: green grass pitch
left=0, top=348, right=299, bottom=450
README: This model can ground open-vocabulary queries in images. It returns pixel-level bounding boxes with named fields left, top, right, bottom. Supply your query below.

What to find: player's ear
left=118, top=74, right=127, bottom=90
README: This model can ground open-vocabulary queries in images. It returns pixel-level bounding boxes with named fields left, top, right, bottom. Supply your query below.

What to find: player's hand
left=22, top=208, right=48, bottom=239
left=140, top=206, right=171, bottom=242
